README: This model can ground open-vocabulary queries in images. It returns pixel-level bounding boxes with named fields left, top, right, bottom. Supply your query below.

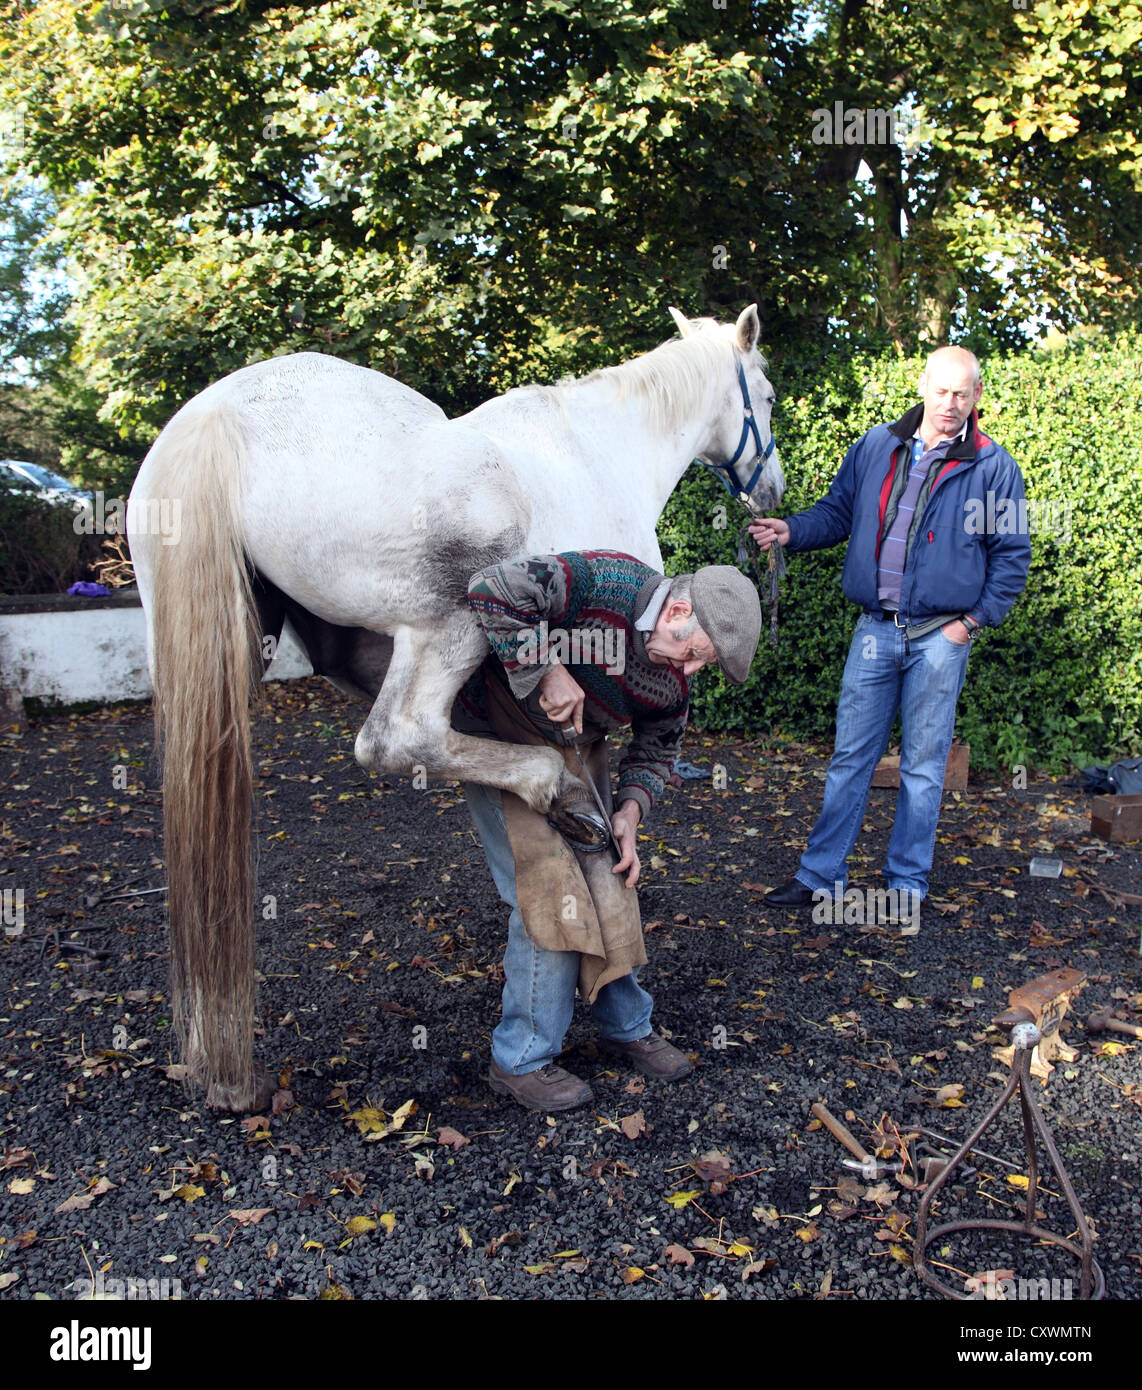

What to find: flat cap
left=690, top=565, right=762, bottom=685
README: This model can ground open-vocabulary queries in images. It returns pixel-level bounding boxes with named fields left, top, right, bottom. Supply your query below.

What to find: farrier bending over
left=453, top=550, right=762, bottom=1111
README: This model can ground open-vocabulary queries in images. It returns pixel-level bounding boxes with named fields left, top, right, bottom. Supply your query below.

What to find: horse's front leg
left=353, top=616, right=567, bottom=811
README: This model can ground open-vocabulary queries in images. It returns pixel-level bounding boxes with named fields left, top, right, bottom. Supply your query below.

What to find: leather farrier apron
left=481, top=671, right=648, bottom=1002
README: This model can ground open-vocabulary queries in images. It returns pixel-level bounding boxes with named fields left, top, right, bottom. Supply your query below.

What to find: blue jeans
left=796, top=615, right=970, bottom=900
left=463, top=781, right=653, bottom=1075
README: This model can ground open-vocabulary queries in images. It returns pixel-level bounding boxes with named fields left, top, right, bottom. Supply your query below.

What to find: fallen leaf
left=621, top=1266, right=645, bottom=1284
left=229, top=1207, right=273, bottom=1225
left=863, top=1180, right=896, bottom=1207
left=663, top=1243, right=695, bottom=1267
left=55, top=1188, right=98, bottom=1215
left=691, top=1150, right=734, bottom=1193
left=934, top=1083, right=965, bottom=1106
left=379, top=1212, right=396, bottom=1234
left=665, top=1189, right=701, bottom=1209
left=436, top=1126, right=470, bottom=1150
left=345, top=1215, right=377, bottom=1236
left=7, top=1177, right=34, bottom=1195
left=350, top=1106, right=386, bottom=1135
left=620, top=1110, right=647, bottom=1140
left=486, top=1230, right=522, bottom=1256
left=835, top=1175, right=864, bottom=1203
left=794, top=1224, right=820, bottom=1243
left=965, top=1268, right=1016, bottom=1300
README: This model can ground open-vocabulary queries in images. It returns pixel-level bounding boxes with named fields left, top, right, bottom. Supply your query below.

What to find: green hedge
left=660, top=332, right=1142, bottom=773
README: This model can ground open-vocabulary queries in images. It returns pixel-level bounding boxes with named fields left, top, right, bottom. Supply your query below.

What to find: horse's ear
left=735, top=303, right=761, bottom=353
left=668, top=306, right=694, bottom=339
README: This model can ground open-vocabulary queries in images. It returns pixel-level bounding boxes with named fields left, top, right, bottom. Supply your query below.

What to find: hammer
left=1086, top=1007, right=1142, bottom=1041
left=811, top=1102, right=903, bottom=1180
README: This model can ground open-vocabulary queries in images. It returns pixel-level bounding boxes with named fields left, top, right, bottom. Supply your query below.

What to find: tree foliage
left=1, top=0, right=1138, bottom=436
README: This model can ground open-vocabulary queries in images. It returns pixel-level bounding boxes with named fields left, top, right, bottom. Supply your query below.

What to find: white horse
left=127, top=304, right=784, bottom=1110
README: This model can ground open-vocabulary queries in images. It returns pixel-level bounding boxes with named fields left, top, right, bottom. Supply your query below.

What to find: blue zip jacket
left=787, top=403, right=1030, bottom=629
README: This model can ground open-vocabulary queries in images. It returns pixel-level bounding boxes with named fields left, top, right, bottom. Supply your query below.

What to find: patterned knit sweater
left=454, top=551, right=689, bottom=820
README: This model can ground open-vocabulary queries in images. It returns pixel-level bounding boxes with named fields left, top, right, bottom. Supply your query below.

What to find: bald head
left=923, top=345, right=981, bottom=387
left=918, top=345, right=983, bottom=446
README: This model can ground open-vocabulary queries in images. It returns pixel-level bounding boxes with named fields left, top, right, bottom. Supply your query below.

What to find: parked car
left=1, top=459, right=86, bottom=504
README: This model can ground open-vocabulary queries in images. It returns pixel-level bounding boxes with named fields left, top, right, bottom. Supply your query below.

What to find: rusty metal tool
left=912, top=1125, right=1022, bottom=1174
left=1085, top=1007, right=1142, bottom=1040
left=992, top=965, right=1086, bottom=1079
left=811, top=1102, right=902, bottom=1180
left=915, top=1020, right=1104, bottom=1301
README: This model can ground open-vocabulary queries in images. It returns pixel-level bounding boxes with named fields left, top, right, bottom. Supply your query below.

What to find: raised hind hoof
left=205, top=1063, right=278, bottom=1114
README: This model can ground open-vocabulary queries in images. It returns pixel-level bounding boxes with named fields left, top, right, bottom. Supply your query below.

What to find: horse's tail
left=147, top=404, right=263, bottom=1111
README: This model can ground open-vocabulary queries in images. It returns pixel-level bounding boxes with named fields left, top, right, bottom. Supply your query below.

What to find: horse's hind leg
left=353, top=616, right=566, bottom=810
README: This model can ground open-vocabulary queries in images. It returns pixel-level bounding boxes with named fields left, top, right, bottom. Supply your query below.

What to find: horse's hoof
left=547, top=802, right=611, bottom=852
left=547, top=777, right=612, bottom=853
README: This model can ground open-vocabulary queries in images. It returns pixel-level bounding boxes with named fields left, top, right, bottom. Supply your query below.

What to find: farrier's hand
left=747, top=517, right=790, bottom=552
left=610, top=800, right=641, bottom=888
left=538, top=661, right=586, bottom=733
left=940, top=619, right=972, bottom=646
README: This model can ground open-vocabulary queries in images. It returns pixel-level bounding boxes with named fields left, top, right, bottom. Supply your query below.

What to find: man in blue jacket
left=749, top=347, right=1030, bottom=925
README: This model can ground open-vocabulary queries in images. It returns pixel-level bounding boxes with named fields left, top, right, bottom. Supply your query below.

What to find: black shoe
left=765, top=877, right=816, bottom=907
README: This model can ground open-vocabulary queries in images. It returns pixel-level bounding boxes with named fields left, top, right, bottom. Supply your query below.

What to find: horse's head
left=669, top=304, right=785, bottom=518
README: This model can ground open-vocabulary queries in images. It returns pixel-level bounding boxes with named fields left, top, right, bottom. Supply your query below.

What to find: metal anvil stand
left=914, top=1021, right=1105, bottom=1300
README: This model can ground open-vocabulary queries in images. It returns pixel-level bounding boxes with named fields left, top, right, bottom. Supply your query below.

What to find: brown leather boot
left=488, top=1061, right=593, bottom=1112
left=600, top=1032, right=691, bottom=1080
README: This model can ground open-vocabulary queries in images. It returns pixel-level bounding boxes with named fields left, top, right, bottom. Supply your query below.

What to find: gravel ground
left=2, top=678, right=1139, bottom=1336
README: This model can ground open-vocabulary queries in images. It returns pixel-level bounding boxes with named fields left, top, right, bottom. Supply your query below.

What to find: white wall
left=0, top=594, right=313, bottom=706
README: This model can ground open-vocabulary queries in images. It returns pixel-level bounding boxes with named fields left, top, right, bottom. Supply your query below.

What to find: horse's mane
left=518, top=321, right=767, bottom=433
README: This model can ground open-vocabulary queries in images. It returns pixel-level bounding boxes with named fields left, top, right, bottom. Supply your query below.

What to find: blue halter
left=696, top=358, right=777, bottom=507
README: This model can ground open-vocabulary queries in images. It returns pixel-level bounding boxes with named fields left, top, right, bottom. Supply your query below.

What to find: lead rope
left=735, top=524, right=787, bottom=647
